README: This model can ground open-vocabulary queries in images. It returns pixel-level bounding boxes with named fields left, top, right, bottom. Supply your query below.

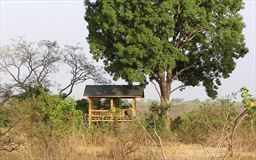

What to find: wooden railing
left=89, top=109, right=133, bottom=122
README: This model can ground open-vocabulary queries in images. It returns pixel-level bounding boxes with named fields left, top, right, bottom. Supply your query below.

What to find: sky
left=0, top=0, right=255, bottom=101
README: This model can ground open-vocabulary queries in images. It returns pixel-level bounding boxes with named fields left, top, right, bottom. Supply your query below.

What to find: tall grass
left=0, top=97, right=255, bottom=160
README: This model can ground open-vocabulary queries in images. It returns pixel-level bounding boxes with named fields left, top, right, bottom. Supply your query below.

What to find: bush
left=171, top=99, right=238, bottom=143
left=144, top=101, right=172, bottom=136
left=9, top=89, right=83, bottom=141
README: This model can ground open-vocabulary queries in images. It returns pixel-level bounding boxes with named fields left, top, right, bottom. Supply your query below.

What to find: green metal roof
left=83, top=85, right=144, bottom=98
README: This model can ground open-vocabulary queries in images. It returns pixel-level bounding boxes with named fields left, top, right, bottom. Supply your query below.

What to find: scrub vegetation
left=0, top=86, right=255, bottom=160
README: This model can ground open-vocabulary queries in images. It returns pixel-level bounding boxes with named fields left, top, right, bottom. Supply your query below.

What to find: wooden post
left=132, top=98, right=136, bottom=117
left=110, top=98, right=115, bottom=120
left=110, top=98, right=115, bottom=111
left=88, top=97, right=92, bottom=125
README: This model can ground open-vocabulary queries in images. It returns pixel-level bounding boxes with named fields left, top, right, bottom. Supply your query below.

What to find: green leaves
left=0, top=108, right=9, bottom=128
left=241, top=87, right=256, bottom=112
left=15, top=88, right=83, bottom=138
left=85, top=0, right=248, bottom=99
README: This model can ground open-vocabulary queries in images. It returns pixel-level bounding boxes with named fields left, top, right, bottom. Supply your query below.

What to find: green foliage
left=241, top=87, right=256, bottom=113
left=92, top=98, right=111, bottom=110
left=85, top=0, right=248, bottom=99
left=10, top=88, right=83, bottom=139
left=148, top=101, right=171, bottom=118
left=16, top=84, right=49, bottom=100
left=171, top=100, right=238, bottom=143
left=76, top=99, right=88, bottom=114
left=92, top=98, right=127, bottom=110
left=238, top=87, right=256, bottom=134
left=0, top=108, right=9, bottom=128
left=144, top=101, right=172, bottom=134
left=240, top=113, right=256, bottom=133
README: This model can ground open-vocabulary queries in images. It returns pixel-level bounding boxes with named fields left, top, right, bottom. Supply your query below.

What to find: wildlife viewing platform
left=83, top=85, right=144, bottom=124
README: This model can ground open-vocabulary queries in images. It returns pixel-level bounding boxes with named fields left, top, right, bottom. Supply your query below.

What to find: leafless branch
left=153, top=129, right=166, bottom=160
left=59, top=45, right=109, bottom=98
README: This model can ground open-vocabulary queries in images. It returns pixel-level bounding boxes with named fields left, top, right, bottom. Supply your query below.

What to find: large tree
left=85, top=0, right=248, bottom=102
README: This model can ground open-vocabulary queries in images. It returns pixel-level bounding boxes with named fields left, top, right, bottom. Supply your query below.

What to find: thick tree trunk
left=159, top=81, right=171, bottom=103
left=158, top=70, right=172, bottom=104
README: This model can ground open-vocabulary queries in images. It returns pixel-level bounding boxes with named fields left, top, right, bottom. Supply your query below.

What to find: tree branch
left=151, top=80, right=162, bottom=101
left=171, top=64, right=193, bottom=81
left=59, top=47, right=108, bottom=98
left=170, top=84, right=186, bottom=94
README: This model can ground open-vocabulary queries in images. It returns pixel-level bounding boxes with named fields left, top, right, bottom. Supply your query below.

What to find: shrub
left=171, top=99, right=238, bottom=143
left=9, top=89, right=83, bottom=141
left=144, top=101, right=172, bottom=136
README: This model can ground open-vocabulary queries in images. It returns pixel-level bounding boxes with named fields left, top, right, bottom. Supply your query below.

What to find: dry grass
left=1, top=136, right=255, bottom=160
left=0, top=133, right=159, bottom=160
left=0, top=123, right=255, bottom=160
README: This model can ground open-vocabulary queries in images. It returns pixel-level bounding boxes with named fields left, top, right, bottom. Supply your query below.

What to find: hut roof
left=83, top=85, right=144, bottom=98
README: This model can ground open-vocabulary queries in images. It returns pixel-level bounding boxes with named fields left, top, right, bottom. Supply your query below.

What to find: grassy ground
left=1, top=137, right=255, bottom=160
left=1, top=123, right=255, bottom=160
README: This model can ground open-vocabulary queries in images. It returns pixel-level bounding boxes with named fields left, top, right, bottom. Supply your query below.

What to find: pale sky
left=0, top=0, right=255, bottom=101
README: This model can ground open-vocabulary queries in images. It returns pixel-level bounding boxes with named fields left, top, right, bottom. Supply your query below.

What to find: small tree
left=85, top=0, right=248, bottom=103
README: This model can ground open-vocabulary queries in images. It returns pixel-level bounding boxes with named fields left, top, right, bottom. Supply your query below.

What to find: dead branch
left=153, top=129, right=166, bottom=160
left=135, top=117, right=166, bottom=160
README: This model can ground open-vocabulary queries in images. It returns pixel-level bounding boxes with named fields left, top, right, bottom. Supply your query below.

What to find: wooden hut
left=84, top=85, right=144, bottom=124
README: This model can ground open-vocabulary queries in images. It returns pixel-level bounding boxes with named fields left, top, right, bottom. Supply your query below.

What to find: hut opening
left=83, top=85, right=144, bottom=124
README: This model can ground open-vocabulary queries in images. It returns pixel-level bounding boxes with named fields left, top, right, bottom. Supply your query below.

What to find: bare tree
left=0, top=39, right=60, bottom=100
left=0, top=39, right=109, bottom=101
left=59, top=45, right=109, bottom=98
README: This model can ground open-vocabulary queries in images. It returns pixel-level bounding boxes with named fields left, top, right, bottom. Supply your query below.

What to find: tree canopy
left=85, top=0, right=248, bottom=102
